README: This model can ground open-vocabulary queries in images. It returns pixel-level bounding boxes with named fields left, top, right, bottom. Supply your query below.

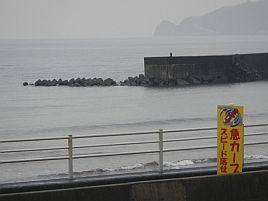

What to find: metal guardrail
left=0, top=123, right=268, bottom=180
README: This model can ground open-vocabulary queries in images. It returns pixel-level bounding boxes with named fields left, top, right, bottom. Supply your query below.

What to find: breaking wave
left=72, top=154, right=268, bottom=177
left=2, top=155, right=267, bottom=184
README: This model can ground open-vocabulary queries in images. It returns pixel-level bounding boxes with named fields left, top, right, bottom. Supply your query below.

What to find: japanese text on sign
left=217, top=105, right=244, bottom=175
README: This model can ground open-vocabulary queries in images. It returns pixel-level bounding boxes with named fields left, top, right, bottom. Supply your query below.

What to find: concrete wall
left=235, top=53, right=268, bottom=79
left=144, top=53, right=268, bottom=82
left=1, top=170, right=268, bottom=201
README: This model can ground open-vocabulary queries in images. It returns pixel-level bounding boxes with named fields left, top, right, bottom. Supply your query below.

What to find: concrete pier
left=144, top=53, right=268, bottom=84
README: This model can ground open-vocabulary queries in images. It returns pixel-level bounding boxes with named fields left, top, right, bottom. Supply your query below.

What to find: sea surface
left=0, top=35, right=268, bottom=183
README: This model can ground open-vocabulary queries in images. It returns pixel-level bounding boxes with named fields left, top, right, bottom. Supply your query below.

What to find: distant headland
left=154, top=0, right=268, bottom=36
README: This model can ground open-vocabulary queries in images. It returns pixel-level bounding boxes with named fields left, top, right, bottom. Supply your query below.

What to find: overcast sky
left=0, top=0, right=247, bottom=39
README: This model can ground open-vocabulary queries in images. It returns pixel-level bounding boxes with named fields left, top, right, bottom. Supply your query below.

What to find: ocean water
left=0, top=35, right=268, bottom=183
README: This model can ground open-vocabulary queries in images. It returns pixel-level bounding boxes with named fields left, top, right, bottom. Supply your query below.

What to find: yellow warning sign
left=217, top=105, right=244, bottom=175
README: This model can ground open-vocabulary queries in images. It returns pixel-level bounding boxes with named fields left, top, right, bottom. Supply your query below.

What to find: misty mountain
left=154, top=0, right=268, bottom=36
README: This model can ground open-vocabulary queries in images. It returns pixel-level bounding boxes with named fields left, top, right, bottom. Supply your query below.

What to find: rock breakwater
left=24, top=77, right=118, bottom=87
left=22, top=69, right=265, bottom=88
left=23, top=74, right=198, bottom=87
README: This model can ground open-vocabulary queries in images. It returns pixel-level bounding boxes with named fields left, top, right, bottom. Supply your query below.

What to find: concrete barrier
left=1, top=170, right=268, bottom=201
left=131, top=170, right=268, bottom=201
left=144, top=53, right=268, bottom=84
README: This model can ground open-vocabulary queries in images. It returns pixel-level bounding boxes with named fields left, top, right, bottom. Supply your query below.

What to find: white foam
left=164, top=160, right=195, bottom=169
left=117, top=163, right=144, bottom=171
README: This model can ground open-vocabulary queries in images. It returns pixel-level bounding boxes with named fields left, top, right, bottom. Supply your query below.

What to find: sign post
left=217, top=105, right=244, bottom=175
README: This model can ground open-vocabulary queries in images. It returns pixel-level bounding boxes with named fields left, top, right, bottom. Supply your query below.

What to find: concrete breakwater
left=144, top=52, right=268, bottom=86
left=23, top=53, right=268, bottom=87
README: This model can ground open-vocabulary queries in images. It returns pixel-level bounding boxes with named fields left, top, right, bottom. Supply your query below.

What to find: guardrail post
left=159, top=129, right=164, bottom=173
left=68, top=135, right=73, bottom=180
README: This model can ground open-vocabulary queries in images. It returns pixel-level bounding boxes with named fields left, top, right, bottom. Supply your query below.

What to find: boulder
left=67, top=78, right=75, bottom=86
left=212, top=76, right=229, bottom=84
left=129, top=76, right=138, bottom=86
left=80, top=78, right=87, bottom=86
left=40, top=80, right=47, bottom=86
left=153, top=78, right=161, bottom=86
left=34, top=79, right=42, bottom=86
left=120, top=79, right=130, bottom=86
left=103, top=78, right=117, bottom=86
left=168, top=79, right=177, bottom=87
left=58, top=79, right=63, bottom=85
left=96, top=78, right=104, bottom=86
left=62, top=80, right=68, bottom=85
left=139, top=74, right=145, bottom=79
left=187, top=76, right=201, bottom=84
left=176, top=79, right=190, bottom=86
left=200, top=75, right=215, bottom=83
left=69, top=78, right=75, bottom=84
left=73, top=83, right=81, bottom=87
left=44, top=80, right=53, bottom=87
left=91, top=78, right=98, bottom=86
left=85, top=78, right=94, bottom=86
left=74, top=78, right=81, bottom=84
left=140, top=78, right=149, bottom=86
left=158, top=80, right=166, bottom=87
left=23, top=82, right=28, bottom=86
left=51, top=79, right=58, bottom=86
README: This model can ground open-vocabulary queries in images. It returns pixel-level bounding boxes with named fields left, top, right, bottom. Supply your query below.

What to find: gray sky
left=0, top=0, right=247, bottom=39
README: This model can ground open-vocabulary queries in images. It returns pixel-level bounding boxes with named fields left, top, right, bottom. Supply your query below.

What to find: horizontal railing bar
left=0, top=150, right=159, bottom=164
left=163, top=141, right=268, bottom=153
left=2, top=132, right=266, bottom=154
left=0, top=136, right=68, bottom=144
left=164, top=132, right=268, bottom=143
left=245, top=132, right=268, bottom=137
left=1, top=132, right=266, bottom=154
left=73, top=131, right=157, bottom=139
left=1, top=141, right=267, bottom=164
left=163, top=127, right=216, bottom=134
left=164, top=136, right=216, bottom=143
left=0, top=146, right=67, bottom=154
left=0, top=123, right=267, bottom=144
left=73, top=123, right=268, bottom=139
left=244, top=141, right=268, bottom=146
left=73, top=149, right=159, bottom=159
left=0, top=132, right=267, bottom=155
left=164, top=145, right=216, bottom=153
left=163, top=123, right=268, bottom=134
left=244, top=123, right=268, bottom=128
left=0, top=156, right=68, bottom=164
left=73, top=140, right=159, bottom=150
